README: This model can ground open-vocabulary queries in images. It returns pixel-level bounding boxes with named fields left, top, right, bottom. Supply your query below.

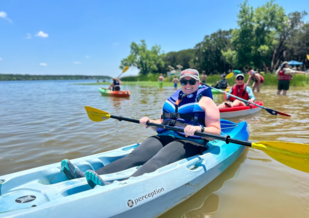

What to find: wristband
left=200, top=125, right=205, bottom=133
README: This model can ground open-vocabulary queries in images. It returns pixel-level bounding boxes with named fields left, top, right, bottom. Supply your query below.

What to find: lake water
left=1, top=80, right=309, bottom=218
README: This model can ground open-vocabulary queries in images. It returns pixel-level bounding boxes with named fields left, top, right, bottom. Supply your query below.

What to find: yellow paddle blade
left=307, top=54, right=309, bottom=60
left=225, top=72, right=234, bottom=79
left=122, top=66, right=129, bottom=73
left=252, top=141, right=309, bottom=159
left=84, top=106, right=111, bottom=122
left=264, top=150, right=309, bottom=173
left=252, top=141, right=309, bottom=173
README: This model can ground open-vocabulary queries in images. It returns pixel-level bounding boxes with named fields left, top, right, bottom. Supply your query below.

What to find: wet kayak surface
left=1, top=81, right=309, bottom=218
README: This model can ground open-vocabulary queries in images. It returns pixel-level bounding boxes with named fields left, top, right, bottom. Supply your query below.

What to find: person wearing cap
left=276, top=61, right=306, bottom=95
left=212, top=74, right=228, bottom=89
left=61, top=69, right=221, bottom=188
left=218, top=73, right=255, bottom=108
left=201, top=71, right=207, bottom=84
left=246, top=69, right=264, bottom=92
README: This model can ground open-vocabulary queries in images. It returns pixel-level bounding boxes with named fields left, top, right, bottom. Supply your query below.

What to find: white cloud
left=0, top=11, right=12, bottom=23
left=26, top=33, right=32, bottom=39
left=36, top=31, right=48, bottom=38
left=112, top=42, right=119, bottom=46
left=85, top=55, right=90, bottom=59
left=39, top=63, right=47, bottom=66
left=73, top=61, right=81, bottom=64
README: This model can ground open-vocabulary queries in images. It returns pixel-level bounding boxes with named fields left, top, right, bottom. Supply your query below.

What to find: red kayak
left=99, top=88, right=130, bottom=97
left=220, top=93, right=263, bottom=118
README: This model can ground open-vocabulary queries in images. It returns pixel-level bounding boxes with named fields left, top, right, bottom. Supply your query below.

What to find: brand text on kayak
left=130, top=188, right=164, bottom=207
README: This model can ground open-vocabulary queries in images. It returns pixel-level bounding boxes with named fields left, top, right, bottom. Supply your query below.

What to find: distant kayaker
left=60, top=69, right=221, bottom=188
left=218, top=73, right=255, bottom=108
left=108, top=78, right=122, bottom=91
left=171, top=76, right=179, bottom=89
left=246, top=70, right=264, bottom=92
left=212, top=74, right=228, bottom=89
left=201, top=71, right=207, bottom=84
left=276, top=61, right=306, bottom=95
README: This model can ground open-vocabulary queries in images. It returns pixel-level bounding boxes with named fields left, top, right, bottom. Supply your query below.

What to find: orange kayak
left=99, top=88, right=130, bottom=97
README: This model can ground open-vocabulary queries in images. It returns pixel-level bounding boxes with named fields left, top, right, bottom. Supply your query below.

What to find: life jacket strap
left=161, top=112, right=205, bottom=125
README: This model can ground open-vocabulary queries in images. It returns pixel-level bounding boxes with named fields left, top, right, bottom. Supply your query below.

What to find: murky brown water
left=1, top=81, right=309, bottom=218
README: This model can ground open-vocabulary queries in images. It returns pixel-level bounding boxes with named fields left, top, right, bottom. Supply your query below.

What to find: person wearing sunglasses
left=218, top=74, right=255, bottom=108
left=60, top=69, right=221, bottom=188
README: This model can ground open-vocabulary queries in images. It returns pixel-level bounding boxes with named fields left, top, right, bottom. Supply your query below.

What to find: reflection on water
left=182, top=194, right=219, bottom=218
left=1, top=82, right=309, bottom=217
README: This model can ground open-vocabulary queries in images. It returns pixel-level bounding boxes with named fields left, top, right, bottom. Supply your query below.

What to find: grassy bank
left=79, top=73, right=309, bottom=87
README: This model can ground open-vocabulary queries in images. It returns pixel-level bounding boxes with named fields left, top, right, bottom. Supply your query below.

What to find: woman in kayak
left=108, top=78, right=122, bottom=91
left=212, top=74, right=228, bottom=89
left=61, top=69, right=220, bottom=188
left=217, top=73, right=255, bottom=108
left=246, top=70, right=264, bottom=92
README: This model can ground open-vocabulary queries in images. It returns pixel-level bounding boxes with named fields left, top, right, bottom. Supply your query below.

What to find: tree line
left=120, top=0, right=309, bottom=75
left=0, top=74, right=111, bottom=81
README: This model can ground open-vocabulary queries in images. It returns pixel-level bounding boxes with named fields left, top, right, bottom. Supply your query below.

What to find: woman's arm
left=246, top=75, right=252, bottom=85
left=182, top=97, right=221, bottom=138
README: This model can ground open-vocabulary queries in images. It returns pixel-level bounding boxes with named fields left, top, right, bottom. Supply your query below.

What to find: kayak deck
left=99, top=88, right=131, bottom=97
left=0, top=120, right=249, bottom=218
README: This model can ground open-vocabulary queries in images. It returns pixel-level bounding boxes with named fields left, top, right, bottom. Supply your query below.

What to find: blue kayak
left=0, top=119, right=249, bottom=218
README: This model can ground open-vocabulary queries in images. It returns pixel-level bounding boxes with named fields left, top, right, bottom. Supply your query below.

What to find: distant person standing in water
left=171, top=76, right=179, bottom=89
left=108, top=78, right=122, bottom=91
left=158, top=74, right=165, bottom=88
left=246, top=70, right=264, bottom=92
left=276, top=61, right=306, bottom=95
left=201, top=71, right=207, bottom=84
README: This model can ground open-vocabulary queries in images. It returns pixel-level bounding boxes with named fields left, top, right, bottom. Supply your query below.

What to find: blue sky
left=0, top=0, right=308, bottom=77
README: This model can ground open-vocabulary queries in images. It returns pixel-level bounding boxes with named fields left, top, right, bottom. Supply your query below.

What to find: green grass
left=78, top=74, right=309, bottom=87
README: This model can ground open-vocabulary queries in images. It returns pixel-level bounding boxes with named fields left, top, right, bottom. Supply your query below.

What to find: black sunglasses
left=180, top=79, right=197, bottom=86
left=236, top=77, right=244, bottom=81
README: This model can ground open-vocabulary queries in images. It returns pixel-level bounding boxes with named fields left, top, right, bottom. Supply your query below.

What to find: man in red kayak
left=246, top=70, right=264, bottom=93
left=108, top=78, right=122, bottom=91
left=218, top=73, right=255, bottom=108
left=60, top=69, right=221, bottom=188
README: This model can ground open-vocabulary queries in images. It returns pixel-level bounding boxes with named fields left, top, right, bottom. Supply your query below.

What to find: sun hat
left=282, top=61, right=289, bottom=65
left=180, top=69, right=200, bottom=81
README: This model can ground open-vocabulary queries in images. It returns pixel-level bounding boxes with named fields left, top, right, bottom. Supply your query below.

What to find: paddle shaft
left=110, top=114, right=252, bottom=147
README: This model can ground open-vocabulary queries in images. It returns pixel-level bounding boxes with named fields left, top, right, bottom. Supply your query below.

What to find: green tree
left=193, top=29, right=233, bottom=74
left=164, top=49, right=195, bottom=71
left=120, top=40, right=166, bottom=75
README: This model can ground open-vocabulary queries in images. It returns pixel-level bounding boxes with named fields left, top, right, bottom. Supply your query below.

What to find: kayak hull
left=0, top=120, right=249, bottom=218
left=220, top=101, right=263, bottom=118
left=99, top=88, right=130, bottom=97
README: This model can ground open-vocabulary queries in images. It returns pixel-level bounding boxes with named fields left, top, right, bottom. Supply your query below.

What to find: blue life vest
left=113, top=80, right=120, bottom=86
left=157, top=85, right=213, bottom=142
